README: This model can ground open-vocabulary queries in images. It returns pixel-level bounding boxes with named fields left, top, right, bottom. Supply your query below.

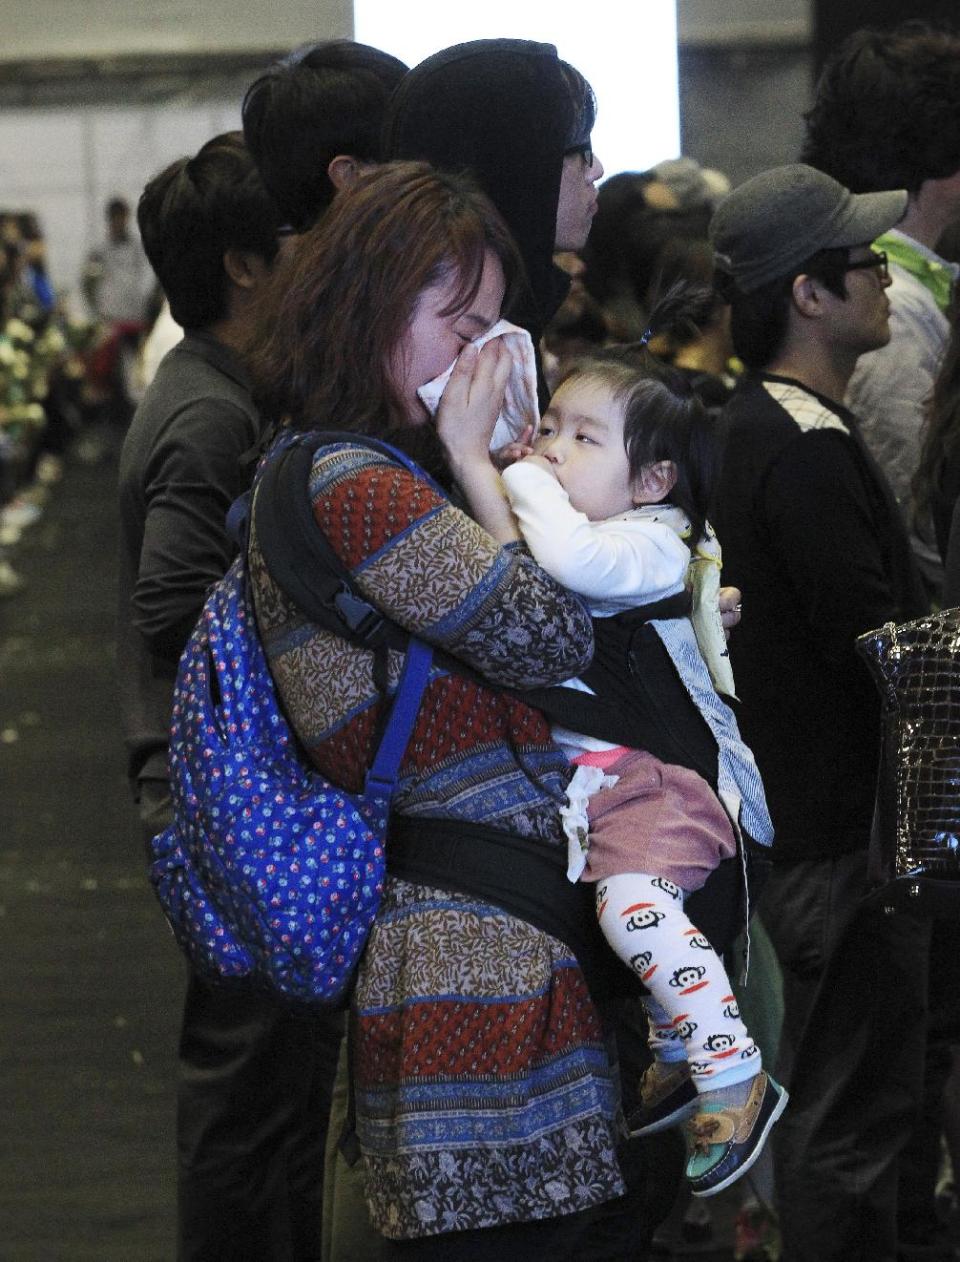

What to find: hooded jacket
left=384, top=39, right=574, bottom=399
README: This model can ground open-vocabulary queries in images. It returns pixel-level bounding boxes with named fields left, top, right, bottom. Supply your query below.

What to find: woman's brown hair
left=248, top=160, right=524, bottom=434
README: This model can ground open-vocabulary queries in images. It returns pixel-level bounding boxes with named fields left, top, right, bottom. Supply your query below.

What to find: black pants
left=176, top=975, right=343, bottom=1262
left=896, top=916, right=960, bottom=1261
left=761, top=850, right=931, bottom=1262
left=140, top=778, right=343, bottom=1262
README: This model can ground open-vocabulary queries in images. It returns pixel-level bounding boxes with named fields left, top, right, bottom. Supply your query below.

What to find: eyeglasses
left=844, top=249, right=889, bottom=282
left=564, top=142, right=593, bottom=170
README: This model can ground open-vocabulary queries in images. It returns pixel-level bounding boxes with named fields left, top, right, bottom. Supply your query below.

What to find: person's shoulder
left=723, top=376, right=804, bottom=437
left=721, top=379, right=851, bottom=498
left=886, top=279, right=949, bottom=348
left=305, top=435, right=440, bottom=498
left=151, top=337, right=252, bottom=401
left=887, top=261, right=947, bottom=313
left=132, top=346, right=259, bottom=444
left=609, top=508, right=692, bottom=564
left=762, top=381, right=849, bottom=437
left=307, top=435, right=400, bottom=466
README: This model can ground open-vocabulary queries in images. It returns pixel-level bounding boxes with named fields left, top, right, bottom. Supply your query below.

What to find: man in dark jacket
left=117, top=133, right=342, bottom=1262
left=710, top=164, right=931, bottom=1262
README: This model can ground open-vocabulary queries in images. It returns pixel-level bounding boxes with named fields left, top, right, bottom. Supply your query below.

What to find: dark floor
left=1, top=453, right=183, bottom=1260
left=0, top=452, right=749, bottom=1262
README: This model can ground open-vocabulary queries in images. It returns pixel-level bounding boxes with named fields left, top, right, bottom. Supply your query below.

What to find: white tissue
left=416, top=318, right=540, bottom=450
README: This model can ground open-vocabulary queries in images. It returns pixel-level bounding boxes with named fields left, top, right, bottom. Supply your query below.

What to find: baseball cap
left=709, top=163, right=908, bottom=293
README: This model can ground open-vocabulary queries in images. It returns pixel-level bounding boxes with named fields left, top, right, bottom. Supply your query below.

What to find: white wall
left=0, top=0, right=353, bottom=307
left=355, top=1, right=680, bottom=180
left=0, top=99, right=245, bottom=311
left=0, top=0, right=811, bottom=60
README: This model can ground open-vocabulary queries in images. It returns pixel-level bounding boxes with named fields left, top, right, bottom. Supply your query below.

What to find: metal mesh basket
left=857, top=607, right=960, bottom=913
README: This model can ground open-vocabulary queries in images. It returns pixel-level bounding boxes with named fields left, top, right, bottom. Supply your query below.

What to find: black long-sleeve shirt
left=116, top=330, right=264, bottom=788
left=714, top=373, right=927, bottom=861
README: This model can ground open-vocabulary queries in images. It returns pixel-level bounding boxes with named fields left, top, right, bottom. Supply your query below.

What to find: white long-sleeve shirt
left=847, top=235, right=955, bottom=510
left=846, top=231, right=958, bottom=583
left=500, top=459, right=690, bottom=614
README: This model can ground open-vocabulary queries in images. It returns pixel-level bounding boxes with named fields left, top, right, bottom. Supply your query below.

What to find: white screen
left=353, top=1, right=681, bottom=181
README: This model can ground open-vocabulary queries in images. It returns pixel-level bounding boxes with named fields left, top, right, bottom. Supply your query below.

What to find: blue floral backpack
left=148, top=432, right=434, bottom=1007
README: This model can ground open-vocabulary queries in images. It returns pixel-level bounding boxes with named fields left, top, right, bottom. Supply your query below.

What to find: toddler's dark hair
left=558, top=285, right=722, bottom=548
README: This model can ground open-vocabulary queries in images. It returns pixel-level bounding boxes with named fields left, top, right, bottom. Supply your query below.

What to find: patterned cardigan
left=249, top=441, right=625, bottom=1241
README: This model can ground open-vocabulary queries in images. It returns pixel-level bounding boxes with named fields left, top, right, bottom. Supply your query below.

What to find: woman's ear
left=633, top=459, right=678, bottom=505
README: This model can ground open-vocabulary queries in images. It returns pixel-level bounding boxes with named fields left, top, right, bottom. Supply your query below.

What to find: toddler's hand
left=718, top=586, right=743, bottom=639
left=491, top=424, right=535, bottom=469
left=519, top=452, right=558, bottom=478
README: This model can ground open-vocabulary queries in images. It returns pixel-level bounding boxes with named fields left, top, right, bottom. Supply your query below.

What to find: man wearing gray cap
left=709, top=164, right=930, bottom=1262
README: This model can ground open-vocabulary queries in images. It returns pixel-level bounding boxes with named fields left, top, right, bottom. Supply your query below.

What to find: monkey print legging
left=597, top=872, right=760, bottom=1090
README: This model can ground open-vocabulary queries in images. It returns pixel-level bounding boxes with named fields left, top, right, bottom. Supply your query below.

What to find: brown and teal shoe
left=685, top=1071, right=788, bottom=1198
left=627, top=1060, right=699, bottom=1137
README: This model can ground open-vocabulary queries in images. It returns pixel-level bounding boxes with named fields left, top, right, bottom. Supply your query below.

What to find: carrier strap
left=386, top=815, right=636, bottom=1004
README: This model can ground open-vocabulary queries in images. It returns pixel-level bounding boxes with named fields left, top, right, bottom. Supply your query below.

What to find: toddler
left=500, top=352, right=787, bottom=1198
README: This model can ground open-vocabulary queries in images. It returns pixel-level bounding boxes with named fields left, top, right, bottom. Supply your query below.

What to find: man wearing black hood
left=383, top=38, right=603, bottom=406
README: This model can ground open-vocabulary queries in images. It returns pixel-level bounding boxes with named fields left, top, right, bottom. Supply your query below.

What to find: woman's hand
left=436, top=340, right=511, bottom=478
left=719, top=586, right=743, bottom=640
left=435, top=340, right=520, bottom=544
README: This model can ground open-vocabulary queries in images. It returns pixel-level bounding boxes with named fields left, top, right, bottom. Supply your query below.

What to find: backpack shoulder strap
left=250, top=430, right=437, bottom=790
left=252, top=432, right=418, bottom=650
left=365, top=637, right=434, bottom=798
left=249, top=430, right=488, bottom=690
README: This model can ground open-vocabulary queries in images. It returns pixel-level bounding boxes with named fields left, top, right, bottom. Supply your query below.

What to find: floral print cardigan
left=249, top=440, right=625, bottom=1240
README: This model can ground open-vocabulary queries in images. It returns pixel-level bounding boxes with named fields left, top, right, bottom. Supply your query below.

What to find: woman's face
left=393, top=248, right=506, bottom=425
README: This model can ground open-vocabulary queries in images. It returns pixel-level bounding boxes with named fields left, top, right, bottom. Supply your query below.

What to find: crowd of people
left=74, top=19, right=960, bottom=1262
left=0, top=195, right=158, bottom=597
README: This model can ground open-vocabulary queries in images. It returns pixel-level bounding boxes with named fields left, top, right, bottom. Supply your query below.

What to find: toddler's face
left=533, top=376, right=636, bottom=520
